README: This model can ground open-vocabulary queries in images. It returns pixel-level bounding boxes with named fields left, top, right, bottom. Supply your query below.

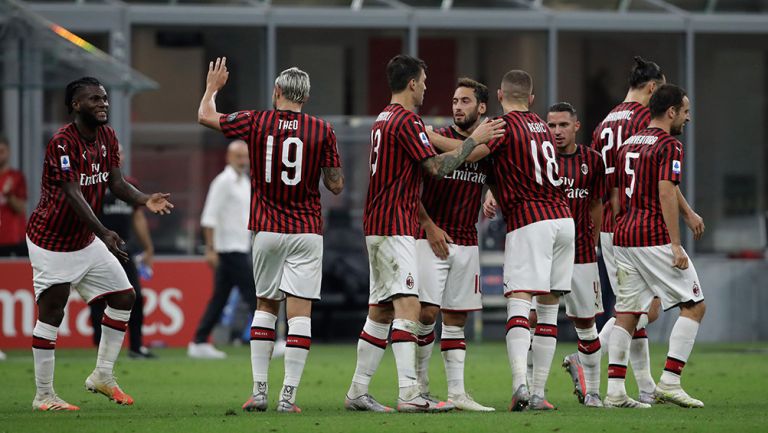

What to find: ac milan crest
left=581, top=163, right=588, bottom=175
left=692, top=281, right=700, bottom=297
left=406, top=273, right=414, bottom=289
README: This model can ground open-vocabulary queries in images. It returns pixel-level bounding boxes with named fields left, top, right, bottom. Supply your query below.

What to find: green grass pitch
left=2, top=342, right=767, bottom=433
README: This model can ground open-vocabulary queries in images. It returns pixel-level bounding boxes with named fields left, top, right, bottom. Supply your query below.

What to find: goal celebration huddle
left=26, top=54, right=706, bottom=413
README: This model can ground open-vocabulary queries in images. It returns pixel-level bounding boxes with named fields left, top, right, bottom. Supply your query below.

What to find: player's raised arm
left=197, top=57, right=230, bottom=131
left=421, top=118, right=504, bottom=178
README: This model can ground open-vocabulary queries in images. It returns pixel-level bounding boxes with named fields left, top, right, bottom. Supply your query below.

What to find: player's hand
left=683, top=210, right=705, bottom=241
left=101, top=230, right=129, bottom=263
left=425, top=223, right=452, bottom=260
left=671, top=244, right=689, bottom=270
left=469, top=118, right=505, bottom=145
left=146, top=193, right=173, bottom=215
left=483, top=190, right=497, bottom=219
left=206, top=57, right=230, bottom=92
left=205, top=249, right=219, bottom=270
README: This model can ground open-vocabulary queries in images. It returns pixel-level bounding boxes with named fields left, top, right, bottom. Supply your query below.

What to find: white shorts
left=415, top=240, right=482, bottom=311
left=503, top=218, right=575, bottom=295
left=564, top=262, right=604, bottom=319
left=614, top=244, right=704, bottom=313
left=252, top=232, right=323, bottom=301
left=26, top=236, right=132, bottom=303
left=600, top=232, right=619, bottom=294
left=366, top=235, right=419, bottom=305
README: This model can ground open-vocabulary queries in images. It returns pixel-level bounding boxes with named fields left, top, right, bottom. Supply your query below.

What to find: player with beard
left=606, top=84, right=706, bottom=409
left=414, top=78, right=495, bottom=412
left=344, top=55, right=504, bottom=413
left=26, top=77, right=173, bottom=411
left=589, top=57, right=703, bottom=405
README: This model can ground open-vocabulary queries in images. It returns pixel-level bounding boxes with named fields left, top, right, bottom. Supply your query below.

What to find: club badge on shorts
left=406, top=273, right=415, bottom=289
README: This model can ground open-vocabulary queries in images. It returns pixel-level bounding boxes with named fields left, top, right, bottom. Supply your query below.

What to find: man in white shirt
left=188, top=140, right=257, bottom=359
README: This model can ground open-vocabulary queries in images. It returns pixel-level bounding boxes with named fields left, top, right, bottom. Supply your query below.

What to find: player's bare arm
left=676, top=186, right=704, bottom=240
left=589, top=197, right=603, bottom=244
left=659, top=180, right=688, bottom=269
left=321, top=167, right=344, bottom=195
left=426, top=127, right=492, bottom=164
left=60, top=180, right=129, bottom=262
left=197, top=57, right=230, bottom=131
left=108, top=168, right=173, bottom=215
left=419, top=202, right=452, bottom=260
left=421, top=118, right=504, bottom=178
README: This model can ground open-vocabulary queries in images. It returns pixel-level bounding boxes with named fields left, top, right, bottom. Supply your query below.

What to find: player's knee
left=442, top=312, right=467, bottom=327
left=681, top=301, right=707, bottom=322
left=368, top=305, right=395, bottom=324
left=107, top=289, right=136, bottom=311
left=419, top=305, right=439, bottom=325
left=256, top=298, right=281, bottom=316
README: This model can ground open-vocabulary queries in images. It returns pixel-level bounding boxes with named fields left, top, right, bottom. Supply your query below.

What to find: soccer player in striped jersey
left=592, top=57, right=704, bottom=404
left=488, top=71, right=575, bottom=412
left=26, top=77, right=173, bottom=411
left=590, top=56, right=664, bottom=403
left=606, top=84, right=706, bottom=409
left=413, top=78, right=495, bottom=412
left=345, top=55, right=504, bottom=413
left=198, top=59, right=344, bottom=413
left=545, top=102, right=606, bottom=408
left=477, top=70, right=575, bottom=411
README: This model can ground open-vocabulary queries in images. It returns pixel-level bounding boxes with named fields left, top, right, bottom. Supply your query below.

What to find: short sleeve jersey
left=27, top=123, right=120, bottom=251
left=363, top=104, right=437, bottom=237
left=590, top=101, right=650, bottom=233
left=558, top=145, right=605, bottom=263
left=220, top=109, right=341, bottom=235
left=613, top=127, right=683, bottom=247
left=419, top=126, right=491, bottom=246
left=488, top=111, right=571, bottom=232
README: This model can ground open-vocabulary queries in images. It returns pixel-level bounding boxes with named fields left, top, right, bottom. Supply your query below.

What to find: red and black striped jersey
left=364, top=104, right=437, bottom=237
left=27, top=123, right=120, bottom=251
left=590, top=102, right=650, bottom=233
left=558, top=145, right=605, bottom=263
left=488, top=111, right=571, bottom=232
left=220, top=110, right=341, bottom=235
left=419, top=126, right=490, bottom=246
left=614, top=127, right=682, bottom=247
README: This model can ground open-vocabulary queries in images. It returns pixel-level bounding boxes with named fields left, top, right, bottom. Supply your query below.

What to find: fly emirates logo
left=445, top=161, right=486, bottom=185
left=562, top=176, right=589, bottom=199
left=80, top=163, right=109, bottom=186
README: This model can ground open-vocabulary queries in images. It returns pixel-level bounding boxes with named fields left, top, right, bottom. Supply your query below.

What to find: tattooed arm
left=421, top=118, right=504, bottom=178
left=322, top=167, right=344, bottom=195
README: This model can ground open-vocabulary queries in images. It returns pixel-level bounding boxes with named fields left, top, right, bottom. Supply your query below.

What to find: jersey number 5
left=624, top=152, right=640, bottom=198
left=265, top=135, right=303, bottom=185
